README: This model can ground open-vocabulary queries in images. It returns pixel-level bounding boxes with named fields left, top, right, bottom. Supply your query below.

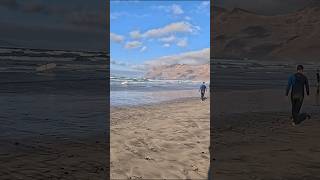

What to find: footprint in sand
left=187, top=118, right=209, bottom=153
left=144, top=155, right=154, bottom=160
left=128, top=175, right=143, bottom=179
left=128, top=167, right=143, bottom=179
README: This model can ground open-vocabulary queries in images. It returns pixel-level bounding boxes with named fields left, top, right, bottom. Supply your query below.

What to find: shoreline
left=111, top=88, right=210, bottom=108
left=111, top=96, right=205, bottom=109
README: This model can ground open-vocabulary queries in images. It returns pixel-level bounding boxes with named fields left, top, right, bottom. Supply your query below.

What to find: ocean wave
left=110, top=76, right=204, bottom=85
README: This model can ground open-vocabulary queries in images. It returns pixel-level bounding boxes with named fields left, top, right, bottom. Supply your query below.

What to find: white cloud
left=115, top=0, right=140, bottom=3
left=126, top=22, right=199, bottom=47
left=142, top=21, right=198, bottom=38
left=124, top=41, right=143, bottom=49
left=196, top=1, right=210, bottom=15
left=111, top=11, right=149, bottom=20
left=110, top=59, right=129, bottom=66
left=110, top=12, right=126, bottom=20
left=159, top=36, right=188, bottom=48
left=153, top=4, right=184, bottom=16
left=171, top=4, right=184, bottom=15
left=140, top=46, right=147, bottom=52
left=177, top=38, right=188, bottom=47
left=159, top=35, right=176, bottom=43
left=111, top=59, right=146, bottom=71
left=130, top=30, right=142, bottom=39
left=110, top=32, right=124, bottom=43
left=145, top=48, right=209, bottom=66
left=201, top=1, right=210, bottom=7
left=185, top=16, right=191, bottom=20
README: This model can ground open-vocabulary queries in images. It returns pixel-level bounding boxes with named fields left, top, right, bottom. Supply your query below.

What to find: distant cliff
left=145, top=64, right=209, bottom=81
left=213, top=5, right=320, bottom=62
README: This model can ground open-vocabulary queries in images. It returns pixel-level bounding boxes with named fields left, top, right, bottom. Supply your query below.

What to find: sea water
left=110, top=70, right=208, bottom=107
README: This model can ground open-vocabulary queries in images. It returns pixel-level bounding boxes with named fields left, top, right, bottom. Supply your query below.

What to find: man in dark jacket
left=317, top=69, right=319, bottom=94
left=286, top=65, right=311, bottom=125
left=199, top=82, right=207, bottom=101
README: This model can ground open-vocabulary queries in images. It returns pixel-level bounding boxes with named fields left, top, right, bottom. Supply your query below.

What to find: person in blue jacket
left=286, top=65, right=311, bottom=125
left=199, top=82, right=207, bottom=101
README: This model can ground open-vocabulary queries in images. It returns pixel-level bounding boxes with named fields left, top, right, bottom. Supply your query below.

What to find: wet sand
left=213, top=89, right=320, bottom=180
left=0, top=85, right=108, bottom=179
left=111, top=97, right=210, bottom=179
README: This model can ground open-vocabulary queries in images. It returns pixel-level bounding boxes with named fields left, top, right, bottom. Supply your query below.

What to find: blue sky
left=110, top=0, right=210, bottom=71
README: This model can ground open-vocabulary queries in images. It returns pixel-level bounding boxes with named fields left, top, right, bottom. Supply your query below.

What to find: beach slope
left=111, top=98, right=210, bottom=179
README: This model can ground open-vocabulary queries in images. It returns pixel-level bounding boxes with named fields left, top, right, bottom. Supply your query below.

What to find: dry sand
left=111, top=98, right=210, bottom=179
left=213, top=89, right=320, bottom=180
left=0, top=135, right=107, bottom=180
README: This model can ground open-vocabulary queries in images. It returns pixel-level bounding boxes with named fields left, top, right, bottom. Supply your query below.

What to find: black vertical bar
left=209, top=0, right=214, bottom=179
left=106, top=0, right=110, bottom=178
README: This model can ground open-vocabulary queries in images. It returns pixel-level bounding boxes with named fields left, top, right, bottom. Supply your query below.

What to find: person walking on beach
left=317, top=69, right=320, bottom=94
left=286, top=65, right=311, bottom=125
left=316, top=69, right=320, bottom=106
left=199, top=82, right=207, bottom=101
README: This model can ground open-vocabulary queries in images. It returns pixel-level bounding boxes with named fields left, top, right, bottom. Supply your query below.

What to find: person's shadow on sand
left=293, top=113, right=311, bottom=125
left=202, top=97, right=208, bottom=101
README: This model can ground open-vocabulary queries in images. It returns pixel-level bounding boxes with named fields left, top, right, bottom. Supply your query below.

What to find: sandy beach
left=111, top=97, right=210, bottom=179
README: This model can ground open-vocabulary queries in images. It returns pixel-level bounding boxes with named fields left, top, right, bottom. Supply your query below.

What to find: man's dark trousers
left=291, top=95, right=307, bottom=124
left=201, top=92, right=205, bottom=101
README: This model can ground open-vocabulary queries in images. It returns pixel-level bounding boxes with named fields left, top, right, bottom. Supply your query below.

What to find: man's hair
left=203, top=82, right=205, bottom=84
left=297, top=65, right=304, bottom=71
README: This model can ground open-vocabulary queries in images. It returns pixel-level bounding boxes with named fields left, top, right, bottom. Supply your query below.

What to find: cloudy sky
left=110, top=0, right=210, bottom=72
left=0, top=0, right=106, bottom=51
left=215, top=0, right=316, bottom=15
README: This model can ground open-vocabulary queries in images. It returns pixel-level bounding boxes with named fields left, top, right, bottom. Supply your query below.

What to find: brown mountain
left=145, top=64, right=209, bottom=81
left=213, top=6, right=320, bottom=62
